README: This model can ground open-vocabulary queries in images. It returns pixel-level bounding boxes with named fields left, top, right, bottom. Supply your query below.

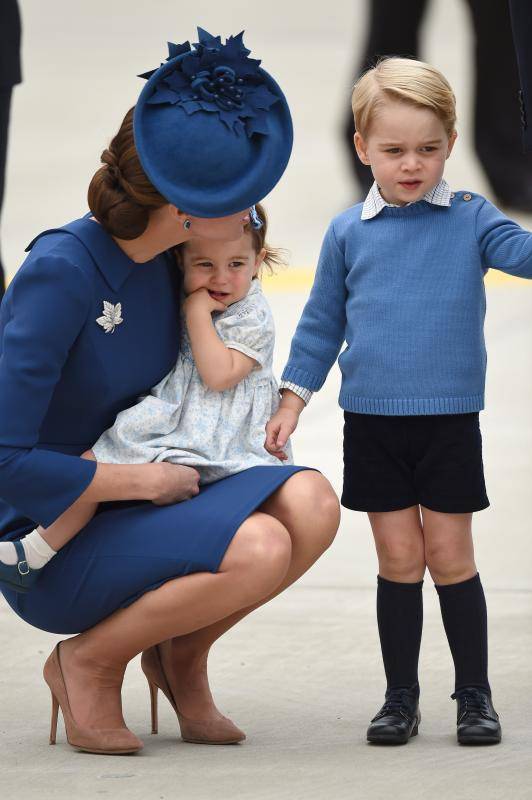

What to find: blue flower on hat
left=139, top=28, right=280, bottom=138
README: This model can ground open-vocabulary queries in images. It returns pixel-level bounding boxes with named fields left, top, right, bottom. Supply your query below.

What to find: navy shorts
left=341, top=411, right=489, bottom=514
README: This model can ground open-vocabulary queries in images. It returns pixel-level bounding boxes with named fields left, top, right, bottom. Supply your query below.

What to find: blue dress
left=0, top=216, right=308, bottom=633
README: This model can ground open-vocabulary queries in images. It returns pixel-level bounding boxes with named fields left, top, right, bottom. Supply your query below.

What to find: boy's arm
left=476, top=198, right=532, bottom=277
left=184, top=289, right=257, bottom=392
left=281, top=221, right=348, bottom=390
left=265, top=222, right=347, bottom=457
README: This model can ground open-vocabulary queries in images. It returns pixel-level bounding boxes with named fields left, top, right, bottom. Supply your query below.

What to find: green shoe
left=0, top=540, right=43, bottom=593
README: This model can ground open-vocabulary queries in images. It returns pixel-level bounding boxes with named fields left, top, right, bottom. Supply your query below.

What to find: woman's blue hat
left=134, top=28, right=293, bottom=218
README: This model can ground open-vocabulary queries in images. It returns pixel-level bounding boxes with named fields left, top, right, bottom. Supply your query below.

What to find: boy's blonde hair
left=351, top=57, right=456, bottom=139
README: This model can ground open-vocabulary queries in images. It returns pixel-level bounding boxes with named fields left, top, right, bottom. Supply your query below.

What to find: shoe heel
left=148, top=680, right=159, bottom=735
left=411, top=723, right=419, bottom=737
left=49, top=692, right=59, bottom=745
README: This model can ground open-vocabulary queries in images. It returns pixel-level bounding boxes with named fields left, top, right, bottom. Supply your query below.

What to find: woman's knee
left=220, top=512, right=292, bottom=597
left=263, top=471, right=341, bottom=552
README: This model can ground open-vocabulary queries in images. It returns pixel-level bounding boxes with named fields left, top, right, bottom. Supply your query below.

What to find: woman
left=0, top=29, right=340, bottom=755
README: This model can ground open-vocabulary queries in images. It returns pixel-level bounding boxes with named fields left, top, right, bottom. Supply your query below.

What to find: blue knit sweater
left=281, top=191, right=532, bottom=415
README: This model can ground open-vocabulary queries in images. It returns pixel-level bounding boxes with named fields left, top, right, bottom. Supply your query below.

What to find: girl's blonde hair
left=351, top=57, right=457, bottom=139
left=243, top=203, right=287, bottom=277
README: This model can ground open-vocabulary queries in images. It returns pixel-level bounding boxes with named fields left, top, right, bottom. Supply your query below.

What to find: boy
left=267, top=57, right=532, bottom=745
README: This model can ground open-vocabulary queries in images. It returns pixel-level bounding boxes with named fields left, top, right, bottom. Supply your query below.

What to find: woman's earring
left=183, top=219, right=192, bottom=231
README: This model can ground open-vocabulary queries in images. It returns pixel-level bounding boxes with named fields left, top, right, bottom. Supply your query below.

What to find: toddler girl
left=0, top=203, right=292, bottom=586
left=267, top=57, right=532, bottom=746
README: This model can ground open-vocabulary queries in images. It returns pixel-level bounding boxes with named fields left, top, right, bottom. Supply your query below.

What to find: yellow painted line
left=261, top=268, right=315, bottom=293
left=6, top=267, right=531, bottom=295
left=262, top=267, right=532, bottom=292
left=485, top=270, right=531, bottom=286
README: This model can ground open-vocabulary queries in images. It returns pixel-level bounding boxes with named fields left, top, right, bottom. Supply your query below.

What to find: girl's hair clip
left=249, top=205, right=263, bottom=230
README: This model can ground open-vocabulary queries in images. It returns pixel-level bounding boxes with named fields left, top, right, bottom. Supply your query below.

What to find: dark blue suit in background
left=508, top=0, right=532, bottom=152
left=0, top=217, right=306, bottom=633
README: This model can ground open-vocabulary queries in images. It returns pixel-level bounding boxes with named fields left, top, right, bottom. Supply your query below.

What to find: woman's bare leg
left=57, top=511, right=292, bottom=731
left=157, top=472, right=340, bottom=720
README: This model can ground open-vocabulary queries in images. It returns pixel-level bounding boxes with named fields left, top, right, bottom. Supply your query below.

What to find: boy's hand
left=265, top=408, right=300, bottom=459
left=184, top=287, right=227, bottom=318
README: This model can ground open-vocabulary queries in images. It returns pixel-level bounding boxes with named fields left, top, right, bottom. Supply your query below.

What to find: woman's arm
left=184, top=288, right=257, bottom=391
left=0, top=252, right=198, bottom=529
left=37, top=450, right=200, bottom=551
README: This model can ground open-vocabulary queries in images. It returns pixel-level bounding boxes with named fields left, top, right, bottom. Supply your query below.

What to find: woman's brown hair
left=88, top=107, right=168, bottom=240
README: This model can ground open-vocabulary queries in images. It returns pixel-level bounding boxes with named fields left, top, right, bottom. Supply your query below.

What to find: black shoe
left=451, top=687, right=502, bottom=745
left=366, top=685, right=421, bottom=745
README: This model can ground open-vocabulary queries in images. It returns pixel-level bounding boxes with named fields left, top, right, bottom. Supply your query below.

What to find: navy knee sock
left=376, top=575, right=424, bottom=693
left=435, top=573, right=491, bottom=694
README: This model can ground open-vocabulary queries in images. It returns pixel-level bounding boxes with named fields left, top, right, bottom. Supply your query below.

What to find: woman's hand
left=265, top=408, right=300, bottom=460
left=183, top=287, right=227, bottom=318
left=83, top=449, right=200, bottom=505
left=148, top=463, right=201, bottom=505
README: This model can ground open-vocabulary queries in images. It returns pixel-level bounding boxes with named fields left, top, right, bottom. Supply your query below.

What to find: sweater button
left=463, top=193, right=472, bottom=201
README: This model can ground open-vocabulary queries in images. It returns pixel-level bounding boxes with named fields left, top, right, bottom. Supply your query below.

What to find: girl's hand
left=265, top=408, right=299, bottom=460
left=148, top=463, right=201, bottom=505
left=183, top=287, right=227, bottom=318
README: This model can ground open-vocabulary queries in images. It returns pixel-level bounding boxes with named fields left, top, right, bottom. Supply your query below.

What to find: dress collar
left=26, top=214, right=152, bottom=292
left=360, top=179, right=452, bottom=220
left=63, top=216, right=141, bottom=291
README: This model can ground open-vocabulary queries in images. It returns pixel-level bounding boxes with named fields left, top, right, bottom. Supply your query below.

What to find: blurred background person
left=344, top=0, right=532, bottom=213
left=508, top=0, right=532, bottom=153
left=0, top=0, right=22, bottom=301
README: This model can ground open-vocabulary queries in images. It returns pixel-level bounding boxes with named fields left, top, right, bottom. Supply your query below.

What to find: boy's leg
left=422, top=507, right=501, bottom=743
left=421, top=508, right=490, bottom=692
left=369, top=506, right=426, bottom=692
left=366, top=506, right=425, bottom=742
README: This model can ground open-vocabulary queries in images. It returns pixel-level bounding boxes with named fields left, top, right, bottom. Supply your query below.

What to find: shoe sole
left=74, top=745, right=142, bottom=755
left=458, top=735, right=502, bottom=746
left=367, top=724, right=419, bottom=745
left=181, top=736, right=244, bottom=745
left=0, top=580, right=31, bottom=594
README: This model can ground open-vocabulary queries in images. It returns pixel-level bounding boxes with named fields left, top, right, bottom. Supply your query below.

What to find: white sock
left=0, top=529, right=57, bottom=569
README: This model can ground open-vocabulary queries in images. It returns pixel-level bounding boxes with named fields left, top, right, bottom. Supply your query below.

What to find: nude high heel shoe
left=43, top=642, right=143, bottom=755
left=141, top=644, right=246, bottom=744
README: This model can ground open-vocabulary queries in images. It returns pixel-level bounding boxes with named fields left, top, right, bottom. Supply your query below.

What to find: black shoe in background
left=451, top=687, right=502, bottom=745
left=366, top=685, right=421, bottom=745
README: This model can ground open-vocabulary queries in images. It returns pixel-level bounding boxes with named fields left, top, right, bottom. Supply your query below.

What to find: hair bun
left=88, top=109, right=167, bottom=240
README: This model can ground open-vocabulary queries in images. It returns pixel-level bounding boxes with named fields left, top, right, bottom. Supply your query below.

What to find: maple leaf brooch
left=96, top=301, right=123, bottom=334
